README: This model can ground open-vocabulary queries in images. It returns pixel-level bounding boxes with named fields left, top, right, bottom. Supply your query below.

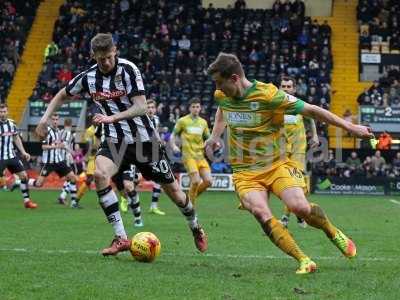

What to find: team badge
left=115, top=74, right=122, bottom=82
left=250, top=102, right=259, bottom=110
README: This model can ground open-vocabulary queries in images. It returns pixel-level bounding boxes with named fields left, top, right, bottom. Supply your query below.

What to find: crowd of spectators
left=357, top=0, right=400, bottom=52
left=0, top=1, right=40, bottom=103
left=31, top=0, right=332, bottom=136
left=312, top=150, right=400, bottom=179
left=357, top=66, right=400, bottom=107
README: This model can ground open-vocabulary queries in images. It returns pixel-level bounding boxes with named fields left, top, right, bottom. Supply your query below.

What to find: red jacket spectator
left=57, top=68, right=72, bottom=83
left=377, top=132, right=392, bottom=150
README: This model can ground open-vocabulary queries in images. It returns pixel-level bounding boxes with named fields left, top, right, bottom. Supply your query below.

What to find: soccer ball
left=130, top=232, right=161, bottom=262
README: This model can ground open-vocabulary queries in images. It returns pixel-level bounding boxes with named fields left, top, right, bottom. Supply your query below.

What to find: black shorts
left=40, top=161, right=72, bottom=178
left=0, top=158, right=25, bottom=174
left=97, top=141, right=174, bottom=184
left=112, top=164, right=140, bottom=191
left=112, top=164, right=135, bottom=191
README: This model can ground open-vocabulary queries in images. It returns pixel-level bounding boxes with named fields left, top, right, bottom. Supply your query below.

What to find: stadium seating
left=356, top=0, right=400, bottom=109
left=0, top=1, right=40, bottom=104
left=29, top=0, right=333, bottom=137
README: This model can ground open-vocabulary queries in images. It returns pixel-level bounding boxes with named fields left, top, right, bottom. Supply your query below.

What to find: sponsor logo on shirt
left=226, top=112, right=260, bottom=126
left=186, top=126, right=203, bottom=135
left=91, top=90, right=126, bottom=101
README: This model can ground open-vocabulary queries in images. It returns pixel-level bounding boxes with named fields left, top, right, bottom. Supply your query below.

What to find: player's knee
left=203, top=177, right=212, bottom=187
left=94, top=169, right=108, bottom=184
left=190, top=177, right=201, bottom=186
left=18, top=173, right=28, bottom=181
left=290, top=201, right=311, bottom=218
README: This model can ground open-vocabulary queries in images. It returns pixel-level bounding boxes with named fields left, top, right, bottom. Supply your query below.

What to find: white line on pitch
left=0, top=247, right=396, bottom=262
left=389, top=199, right=400, bottom=205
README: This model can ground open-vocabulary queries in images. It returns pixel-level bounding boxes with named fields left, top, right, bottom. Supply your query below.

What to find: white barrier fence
left=178, top=173, right=234, bottom=191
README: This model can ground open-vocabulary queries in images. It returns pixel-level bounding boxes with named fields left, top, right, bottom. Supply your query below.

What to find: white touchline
left=0, top=248, right=396, bottom=262
left=389, top=199, right=400, bottom=205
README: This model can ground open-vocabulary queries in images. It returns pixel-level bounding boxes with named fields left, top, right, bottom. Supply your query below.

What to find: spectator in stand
left=362, top=156, right=374, bottom=178
left=28, top=0, right=332, bottom=138
left=44, top=41, right=59, bottom=60
left=357, top=88, right=371, bottom=105
left=392, top=152, right=400, bottom=177
left=377, top=131, right=392, bottom=150
left=371, top=150, right=386, bottom=176
left=345, top=151, right=362, bottom=175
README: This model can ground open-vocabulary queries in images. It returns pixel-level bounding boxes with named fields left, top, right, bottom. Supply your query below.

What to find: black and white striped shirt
left=0, top=119, right=18, bottom=160
left=59, top=128, right=74, bottom=161
left=65, top=57, right=154, bottom=144
left=42, top=126, right=63, bottom=164
left=149, top=115, right=160, bottom=131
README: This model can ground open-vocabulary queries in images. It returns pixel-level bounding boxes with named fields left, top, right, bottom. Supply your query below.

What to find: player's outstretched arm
left=93, top=95, right=147, bottom=124
left=205, top=107, right=226, bottom=149
left=306, top=118, right=319, bottom=148
left=301, top=103, right=373, bottom=139
left=36, top=88, right=68, bottom=139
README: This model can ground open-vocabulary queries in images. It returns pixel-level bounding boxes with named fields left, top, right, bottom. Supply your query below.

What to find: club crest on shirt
left=250, top=102, right=259, bottom=110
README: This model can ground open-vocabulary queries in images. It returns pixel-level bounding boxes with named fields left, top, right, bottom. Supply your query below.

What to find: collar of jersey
left=234, top=79, right=257, bottom=101
left=97, top=57, right=119, bottom=77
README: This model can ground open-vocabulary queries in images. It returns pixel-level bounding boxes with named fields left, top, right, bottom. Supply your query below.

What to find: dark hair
left=280, top=75, right=296, bottom=87
left=91, top=33, right=114, bottom=53
left=0, top=103, right=8, bottom=109
left=207, top=52, right=244, bottom=78
left=64, top=118, right=72, bottom=126
left=52, top=113, right=59, bottom=118
left=189, top=97, right=201, bottom=106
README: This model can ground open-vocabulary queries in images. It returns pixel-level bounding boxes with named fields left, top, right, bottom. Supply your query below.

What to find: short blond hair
left=91, top=33, right=114, bottom=53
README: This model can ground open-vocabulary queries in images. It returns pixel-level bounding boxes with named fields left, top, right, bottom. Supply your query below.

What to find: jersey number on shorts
left=152, top=159, right=170, bottom=174
left=286, top=167, right=303, bottom=179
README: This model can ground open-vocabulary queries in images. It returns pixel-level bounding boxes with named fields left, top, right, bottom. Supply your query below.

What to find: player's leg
left=149, top=182, right=166, bottom=215
left=10, top=173, right=21, bottom=191
left=28, top=164, right=50, bottom=188
left=280, top=205, right=291, bottom=228
left=135, top=143, right=207, bottom=252
left=65, top=171, right=79, bottom=208
left=183, top=159, right=201, bottom=204
left=239, top=189, right=315, bottom=274
left=8, top=157, right=37, bottom=208
left=15, top=170, right=37, bottom=208
left=123, top=179, right=143, bottom=227
left=278, top=184, right=356, bottom=258
left=0, top=169, right=6, bottom=190
left=77, top=173, right=93, bottom=201
left=188, top=171, right=201, bottom=205
left=94, top=153, right=130, bottom=256
left=196, top=164, right=213, bottom=197
left=58, top=180, right=70, bottom=205
left=161, top=180, right=207, bottom=252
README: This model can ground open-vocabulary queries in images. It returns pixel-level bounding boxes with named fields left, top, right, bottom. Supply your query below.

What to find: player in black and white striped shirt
left=58, top=118, right=77, bottom=206
left=35, top=33, right=207, bottom=256
left=0, top=104, right=37, bottom=209
left=29, top=114, right=78, bottom=206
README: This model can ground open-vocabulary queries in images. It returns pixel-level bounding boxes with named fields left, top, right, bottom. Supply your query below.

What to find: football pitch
left=1, top=190, right=399, bottom=299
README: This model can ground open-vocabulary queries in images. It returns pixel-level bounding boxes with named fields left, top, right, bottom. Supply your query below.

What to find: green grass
left=0, top=190, right=399, bottom=299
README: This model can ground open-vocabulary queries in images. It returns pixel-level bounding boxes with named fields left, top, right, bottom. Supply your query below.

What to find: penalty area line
left=389, top=199, right=400, bottom=205
left=0, top=248, right=397, bottom=262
